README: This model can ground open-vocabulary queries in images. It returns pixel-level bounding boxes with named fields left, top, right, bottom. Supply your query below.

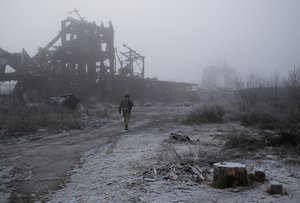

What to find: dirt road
left=0, top=106, right=182, bottom=202
left=1, top=105, right=299, bottom=202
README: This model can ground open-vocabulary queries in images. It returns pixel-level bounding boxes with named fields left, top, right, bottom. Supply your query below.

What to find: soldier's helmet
left=124, top=92, right=130, bottom=97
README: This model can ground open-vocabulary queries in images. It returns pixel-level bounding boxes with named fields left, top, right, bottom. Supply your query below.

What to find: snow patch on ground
left=49, top=122, right=300, bottom=203
left=49, top=130, right=166, bottom=202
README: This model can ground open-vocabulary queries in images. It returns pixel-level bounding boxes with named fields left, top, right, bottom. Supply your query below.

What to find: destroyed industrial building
left=0, top=16, right=197, bottom=102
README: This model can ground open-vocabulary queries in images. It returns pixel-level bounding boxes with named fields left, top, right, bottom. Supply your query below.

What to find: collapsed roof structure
left=0, top=16, right=197, bottom=102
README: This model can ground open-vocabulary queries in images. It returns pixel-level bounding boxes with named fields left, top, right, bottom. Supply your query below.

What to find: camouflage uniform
left=119, top=93, right=134, bottom=130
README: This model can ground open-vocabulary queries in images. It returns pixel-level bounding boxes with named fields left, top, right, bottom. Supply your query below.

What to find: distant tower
left=201, top=63, right=238, bottom=89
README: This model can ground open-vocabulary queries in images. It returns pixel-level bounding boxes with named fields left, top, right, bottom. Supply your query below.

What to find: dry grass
left=224, top=131, right=265, bottom=150
left=241, top=104, right=300, bottom=129
left=0, top=102, right=81, bottom=134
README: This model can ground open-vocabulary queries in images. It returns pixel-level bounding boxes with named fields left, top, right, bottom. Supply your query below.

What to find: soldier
left=119, top=92, right=134, bottom=130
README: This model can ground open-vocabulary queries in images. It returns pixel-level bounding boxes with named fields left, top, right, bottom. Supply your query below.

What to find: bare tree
left=285, top=65, right=300, bottom=102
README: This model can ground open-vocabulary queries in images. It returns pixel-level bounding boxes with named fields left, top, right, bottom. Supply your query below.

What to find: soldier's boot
left=125, top=125, right=128, bottom=130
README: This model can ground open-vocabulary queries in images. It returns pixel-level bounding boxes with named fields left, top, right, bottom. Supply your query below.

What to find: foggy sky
left=1, top=0, right=300, bottom=84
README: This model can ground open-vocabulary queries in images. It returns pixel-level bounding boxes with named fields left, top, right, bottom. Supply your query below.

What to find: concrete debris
left=45, top=94, right=80, bottom=110
left=267, top=181, right=283, bottom=194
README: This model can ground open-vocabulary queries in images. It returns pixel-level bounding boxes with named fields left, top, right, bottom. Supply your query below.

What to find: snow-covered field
left=1, top=106, right=299, bottom=202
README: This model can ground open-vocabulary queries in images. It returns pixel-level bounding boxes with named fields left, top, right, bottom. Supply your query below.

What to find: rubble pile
left=45, top=94, right=80, bottom=110
left=167, top=133, right=192, bottom=143
left=142, top=163, right=212, bottom=184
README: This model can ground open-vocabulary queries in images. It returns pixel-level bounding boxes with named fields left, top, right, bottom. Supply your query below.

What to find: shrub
left=241, top=104, right=277, bottom=129
left=225, top=131, right=265, bottom=150
left=183, top=104, right=225, bottom=124
left=241, top=102, right=300, bottom=130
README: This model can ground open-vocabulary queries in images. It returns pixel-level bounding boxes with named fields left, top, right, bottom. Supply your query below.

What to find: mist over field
left=1, top=1, right=300, bottom=202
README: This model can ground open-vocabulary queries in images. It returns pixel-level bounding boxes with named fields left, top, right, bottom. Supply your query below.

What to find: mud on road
left=1, top=105, right=300, bottom=203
